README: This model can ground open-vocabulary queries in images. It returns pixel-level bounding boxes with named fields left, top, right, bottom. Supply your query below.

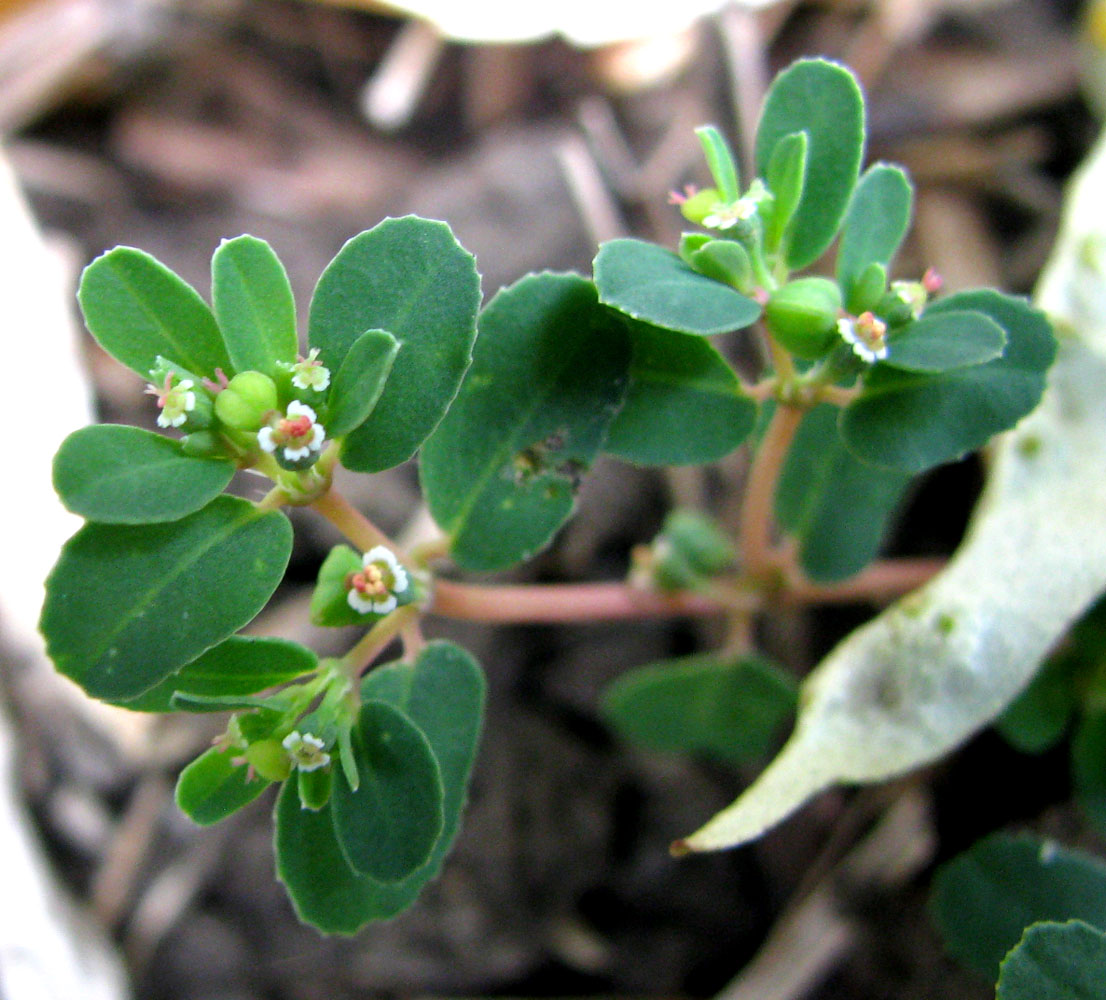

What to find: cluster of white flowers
left=146, top=373, right=197, bottom=428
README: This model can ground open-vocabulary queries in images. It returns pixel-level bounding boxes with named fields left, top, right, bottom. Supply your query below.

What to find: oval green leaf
left=176, top=745, right=271, bottom=826
left=323, top=328, right=399, bottom=437
left=932, top=834, right=1106, bottom=980
left=604, top=319, right=757, bottom=466
left=763, top=130, right=807, bottom=253
left=53, top=424, right=234, bottom=524
left=594, top=238, right=761, bottom=336
left=842, top=291, right=1054, bottom=472
left=41, top=496, right=292, bottom=700
left=420, top=272, right=630, bottom=571
left=882, top=310, right=1006, bottom=373
left=78, top=246, right=230, bottom=378
left=118, top=635, right=317, bottom=713
left=836, top=163, right=913, bottom=297
left=275, top=642, right=484, bottom=934
left=307, top=216, right=480, bottom=472
left=211, top=235, right=298, bottom=376
left=775, top=403, right=912, bottom=582
left=602, top=653, right=796, bottom=765
left=755, top=59, right=865, bottom=269
left=330, top=700, right=443, bottom=883
left=998, top=921, right=1106, bottom=1000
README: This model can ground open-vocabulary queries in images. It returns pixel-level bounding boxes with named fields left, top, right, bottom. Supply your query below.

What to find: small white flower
left=257, top=400, right=326, bottom=464
left=837, top=311, right=889, bottom=363
left=289, top=348, right=331, bottom=392
left=282, top=731, right=331, bottom=772
left=347, top=545, right=409, bottom=615
left=702, top=196, right=758, bottom=231
left=146, top=375, right=196, bottom=428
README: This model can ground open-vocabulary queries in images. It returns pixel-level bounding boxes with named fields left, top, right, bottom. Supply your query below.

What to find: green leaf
left=602, top=653, right=796, bottom=765
left=755, top=59, right=865, bottom=269
left=275, top=642, right=484, bottom=934
left=841, top=291, right=1054, bottom=473
left=932, top=834, right=1106, bottom=980
left=668, top=128, right=1106, bottom=853
left=211, top=235, right=298, bottom=376
left=323, top=329, right=399, bottom=437
left=836, top=163, right=913, bottom=297
left=998, top=920, right=1106, bottom=1000
left=775, top=404, right=912, bottom=582
left=176, top=745, right=271, bottom=826
left=53, top=424, right=234, bottom=524
left=308, top=217, right=480, bottom=472
left=997, top=656, right=1078, bottom=754
left=118, top=636, right=317, bottom=713
left=594, top=239, right=761, bottom=336
left=79, top=246, right=231, bottom=378
left=882, top=310, right=1007, bottom=373
left=604, top=319, right=757, bottom=465
left=694, top=125, right=740, bottom=202
left=420, top=272, right=630, bottom=571
left=763, top=131, right=807, bottom=252
left=330, top=700, right=443, bottom=882
left=1073, top=712, right=1106, bottom=836
left=41, top=496, right=292, bottom=700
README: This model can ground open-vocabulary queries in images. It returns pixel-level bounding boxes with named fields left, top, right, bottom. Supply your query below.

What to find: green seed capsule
left=765, top=277, right=843, bottom=360
left=214, top=371, right=279, bottom=431
left=245, top=739, right=292, bottom=783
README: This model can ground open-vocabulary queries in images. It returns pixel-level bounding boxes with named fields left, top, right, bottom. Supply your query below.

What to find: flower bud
left=245, top=738, right=292, bottom=782
left=765, top=277, right=843, bottom=360
left=214, top=371, right=279, bottom=431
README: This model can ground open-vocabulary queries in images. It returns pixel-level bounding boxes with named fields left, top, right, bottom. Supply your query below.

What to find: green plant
left=39, top=57, right=1101, bottom=989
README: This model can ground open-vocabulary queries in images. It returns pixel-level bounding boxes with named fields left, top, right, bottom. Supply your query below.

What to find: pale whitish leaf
left=676, top=132, right=1106, bottom=854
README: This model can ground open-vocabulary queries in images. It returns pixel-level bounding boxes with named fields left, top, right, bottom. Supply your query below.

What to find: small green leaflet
left=330, top=701, right=443, bottom=883
left=881, top=310, right=1006, bottom=373
left=41, top=496, right=292, bottom=700
left=594, top=239, right=761, bottom=336
left=79, top=246, right=231, bottom=378
left=323, top=329, right=399, bottom=437
left=997, top=921, right=1106, bottom=1000
left=118, top=636, right=317, bottom=713
left=604, top=319, right=757, bottom=466
left=211, top=235, right=298, bottom=377
left=755, top=59, right=865, bottom=269
left=275, top=643, right=485, bottom=934
left=53, top=424, right=234, bottom=524
left=176, top=745, right=271, bottom=826
left=932, top=833, right=1106, bottom=980
left=602, top=653, right=797, bottom=765
left=775, top=404, right=912, bottom=582
left=841, top=291, right=1054, bottom=473
left=836, top=163, right=913, bottom=298
left=421, top=272, right=629, bottom=571
left=307, top=217, right=480, bottom=472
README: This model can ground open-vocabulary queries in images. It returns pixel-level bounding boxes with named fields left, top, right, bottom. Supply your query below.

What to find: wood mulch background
left=0, top=1, right=1098, bottom=998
